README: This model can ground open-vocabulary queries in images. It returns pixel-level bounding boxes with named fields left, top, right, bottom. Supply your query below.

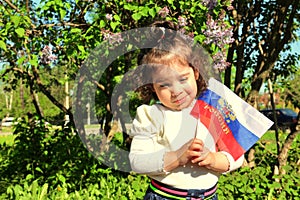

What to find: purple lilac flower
left=106, top=14, right=113, bottom=21
left=203, top=12, right=234, bottom=70
left=227, top=0, right=234, bottom=11
left=203, top=14, right=234, bottom=49
left=202, top=0, right=218, bottom=10
left=102, top=30, right=124, bottom=46
left=158, top=6, right=169, bottom=18
left=178, top=16, right=187, bottom=27
left=212, top=51, right=231, bottom=70
left=41, top=45, right=57, bottom=64
left=227, top=5, right=234, bottom=10
left=111, top=32, right=123, bottom=44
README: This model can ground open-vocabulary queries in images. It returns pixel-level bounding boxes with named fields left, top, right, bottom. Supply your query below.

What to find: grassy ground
left=0, top=126, right=13, bottom=134
left=0, top=124, right=101, bottom=146
left=0, top=129, right=277, bottom=146
left=0, top=134, right=15, bottom=146
left=0, top=129, right=296, bottom=149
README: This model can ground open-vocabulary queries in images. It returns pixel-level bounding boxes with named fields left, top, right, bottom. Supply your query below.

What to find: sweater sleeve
left=221, top=151, right=244, bottom=173
left=129, top=104, right=167, bottom=175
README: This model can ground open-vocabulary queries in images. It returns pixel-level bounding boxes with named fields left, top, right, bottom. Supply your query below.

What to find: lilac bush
left=40, top=45, right=57, bottom=65
left=158, top=6, right=169, bottom=18
left=201, top=0, right=218, bottom=10
left=202, top=1, right=235, bottom=70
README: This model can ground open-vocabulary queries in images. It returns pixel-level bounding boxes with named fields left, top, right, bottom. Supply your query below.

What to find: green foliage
left=0, top=0, right=228, bottom=134
left=1, top=123, right=299, bottom=199
left=0, top=0, right=299, bottom=199
left=0, top=115, right=149, bottom=199
left=217, top=131, right=300, bottom=200
left=0, top=135, right=15, bottom=146
left=218, top=165, right=300, bottom=200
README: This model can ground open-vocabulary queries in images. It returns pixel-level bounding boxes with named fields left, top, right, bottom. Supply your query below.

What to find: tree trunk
left=20, top=78, right=25, bottom=110
left=29, top=83, right=44, bottom=118
left=278, top=129, right=299, bottom=174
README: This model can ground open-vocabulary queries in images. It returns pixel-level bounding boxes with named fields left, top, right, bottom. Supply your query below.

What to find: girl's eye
left=180, top=77, right=188, bottom=82
left=159, top=83, right=169, bottom=88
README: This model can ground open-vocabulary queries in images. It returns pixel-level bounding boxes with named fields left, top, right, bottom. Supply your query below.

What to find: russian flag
left=190, top=78, right=274, bottom=160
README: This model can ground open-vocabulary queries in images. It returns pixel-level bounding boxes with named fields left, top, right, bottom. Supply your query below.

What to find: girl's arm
left=197, top=152, right=230, bottom=172
left=163, top=138, right=244, bottom=173
left=129, top=105, right=167, bottom=174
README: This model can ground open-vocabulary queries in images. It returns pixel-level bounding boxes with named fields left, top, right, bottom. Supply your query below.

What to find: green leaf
left=190, top=6, right=195, bottom=13
left=0, top=40, right=7, bottom=51
left=23, top=16, right=32, bottom=26
left=11, top=15, right=21, bottom=27
left=132, top=13, right=142, bottom=21
left=140, top=7, right=150, bottom=16
left=32, top=180, right=39, bottom=195
left=78, top=45, right=85, bottom=53
left=194, top=35, right=205, bottom=43
left=35, top=167, right=43, bottom=173
left=17, top=56, right=26, bottom=65
left=70, top=28, right=81, bottom=33
left=113, top=14, right=121, bottom=21
left=15, top=28, right=25, bottom=37
left=167, top=0, right=173, bottom=4
left=29, top=55, right=38, bottom=67
left=25, top=174, right=34, bottom=180
left=148, top=8, right=156, bottom=18
left=58, top=174, right=66, bottom=183
left=39, top=183, right=49, bottom=200
left=100, top=20, right=106, bottom=28
left=124, top=4, right=136, bottom=11
left=60, top=9, right=67, bottom=19
left=110, top=21, right=119, bottom=31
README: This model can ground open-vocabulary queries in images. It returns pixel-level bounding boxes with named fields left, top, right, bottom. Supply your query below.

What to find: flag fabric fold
left=190, top=78, right=274, bottom=160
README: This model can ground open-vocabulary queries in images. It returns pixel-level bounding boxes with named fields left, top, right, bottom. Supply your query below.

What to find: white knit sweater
left=129, top=101, right=244, bottom=190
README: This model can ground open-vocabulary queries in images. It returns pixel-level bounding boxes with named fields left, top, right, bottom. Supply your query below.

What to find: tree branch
left=26, top=0, right=29, bottom=13
left=1, top=66, right=69, bottom=115
left=278, top=129, right=300, bottom=174
left=2, top=0, right=20, bottom=12
left=40, top=22, right=88, bottom=28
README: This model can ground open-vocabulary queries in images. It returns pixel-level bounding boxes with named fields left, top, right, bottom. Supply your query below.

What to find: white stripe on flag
left=208, top=78, right=274, bottom=138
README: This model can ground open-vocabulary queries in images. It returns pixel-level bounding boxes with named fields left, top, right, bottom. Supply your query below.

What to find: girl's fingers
left=191, top=145, right=210, bottom=161
left=189, top=140, right=204, bottom=151
left=192, top=155, right=207, bottom=163
left=192, top=138, right=203, bottom=145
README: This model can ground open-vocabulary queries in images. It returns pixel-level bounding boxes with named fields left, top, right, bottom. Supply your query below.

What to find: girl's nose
left=171, top=83, right=182, bottom=97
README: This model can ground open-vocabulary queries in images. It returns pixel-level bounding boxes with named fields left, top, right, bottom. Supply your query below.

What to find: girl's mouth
left=174, top=96, right=186, bottom=104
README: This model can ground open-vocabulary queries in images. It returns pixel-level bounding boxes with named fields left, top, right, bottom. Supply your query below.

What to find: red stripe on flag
left=191, top=101, right=245, bottom=160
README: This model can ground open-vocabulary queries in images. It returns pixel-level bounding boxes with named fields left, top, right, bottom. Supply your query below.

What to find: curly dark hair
left=133, top=21, right=216, bottom=104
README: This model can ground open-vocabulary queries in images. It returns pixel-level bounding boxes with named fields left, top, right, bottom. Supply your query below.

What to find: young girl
left=128, top=21, right=244, bottom=200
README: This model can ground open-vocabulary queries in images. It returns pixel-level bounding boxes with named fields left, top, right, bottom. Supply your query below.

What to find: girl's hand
left=176, top=138, right=206, bottom=166
left=164, top=138, right=205, bottom=171
left=188, top=141, right=230, bottom=173
left=192, top=151, right=216, bottom=168
left=164, top=138, right=230, bottom=173
left=196, top=152, right=230, bottom=173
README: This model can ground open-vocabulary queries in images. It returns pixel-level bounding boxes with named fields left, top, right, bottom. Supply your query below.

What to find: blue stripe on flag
left=198, top=89, right=259, bottom=150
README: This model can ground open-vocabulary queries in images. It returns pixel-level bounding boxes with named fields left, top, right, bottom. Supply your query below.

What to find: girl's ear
left=194, top=68, right=199, bottom=80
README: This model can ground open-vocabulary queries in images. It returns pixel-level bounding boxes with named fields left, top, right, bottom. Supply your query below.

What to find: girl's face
left=152, top=62, right=198, bottom=111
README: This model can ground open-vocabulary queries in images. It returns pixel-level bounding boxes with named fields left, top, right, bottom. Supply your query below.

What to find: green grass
left=260, top=129, right=299, bottom=141
left=259, top=129, right=300, bottom=155
left=0, top=134, right=15, bottom=146
left=0, top=126, right=13, bottom=133
left=84, top=124, right=101, bottom=129
left=260, top=130, right=275, bottom=141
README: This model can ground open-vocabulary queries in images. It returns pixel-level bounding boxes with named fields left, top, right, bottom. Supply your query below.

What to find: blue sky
left=291, top=41, right=300, bottom=53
